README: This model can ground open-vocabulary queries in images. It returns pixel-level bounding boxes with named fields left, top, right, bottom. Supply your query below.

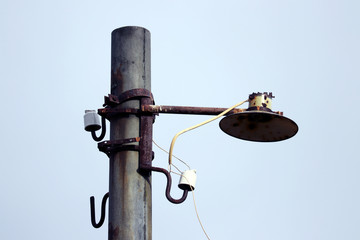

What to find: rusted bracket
left=116, top=88, right=154, bottom=105
left=98, top=137, right=141, bottom=156
left=98, top=107, right=140, bottom=119
left=96, top=89, right=155, bottom=162
left=95, top=88, right=189, bottom=205
left=141, top=165, right=189, bottom=204
left=103, top=94, right=120, bottom=107
left=102, top=89, right=153, bottom=108
left=98, top=89, right=155, bottom=120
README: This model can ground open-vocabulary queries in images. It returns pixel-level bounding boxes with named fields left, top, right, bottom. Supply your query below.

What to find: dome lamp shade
left=219, top=92, right=298, bottom=142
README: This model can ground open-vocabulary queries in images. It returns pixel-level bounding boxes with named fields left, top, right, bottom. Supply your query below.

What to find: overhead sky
left=1, top=0, right=359, bottom=239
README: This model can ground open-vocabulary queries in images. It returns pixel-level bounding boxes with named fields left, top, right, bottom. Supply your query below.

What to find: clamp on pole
left=87, top=88, right=190, bottom=229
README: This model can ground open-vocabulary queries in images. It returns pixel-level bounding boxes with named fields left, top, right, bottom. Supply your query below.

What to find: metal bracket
left=98, top=89, right=155, bottom=120
left=141, top=165, right=189, bottom=204
left=98, top=137, right=141, bottom=156
left=103, top=94, right=120, bottom=107
left=116, top=88, right=154, bottom=105
left=94, top=88, right=189, bottom=205
left=98, top=107, right=140, bottom=119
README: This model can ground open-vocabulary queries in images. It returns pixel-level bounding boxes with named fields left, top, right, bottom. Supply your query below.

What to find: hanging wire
left=168, top=99, right=249, bottom=170
left=153, top=140, right=211, bottom=239
left=152, top=140, right=191, bottom=172
left=154, top=100, right=249, bottom=239
left=171, top=171, right=211, bottom=240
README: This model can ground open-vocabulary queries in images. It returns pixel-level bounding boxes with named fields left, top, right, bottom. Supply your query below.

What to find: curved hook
left=142, top=166, right=188, bottom=204
left=90, top=192, right=109, bottom=228
left=91, top=116, right=106, bottom=142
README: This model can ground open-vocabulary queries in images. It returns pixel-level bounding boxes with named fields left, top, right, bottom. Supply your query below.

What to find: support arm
left=141, top=165, right=188, bottom=204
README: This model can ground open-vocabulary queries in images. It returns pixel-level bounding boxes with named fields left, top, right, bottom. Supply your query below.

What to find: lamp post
left=84, top=26, right=298, bottom=240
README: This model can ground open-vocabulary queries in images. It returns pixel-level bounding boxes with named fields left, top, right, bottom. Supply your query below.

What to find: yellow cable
left=160, top=100, right=248, bottom=239
left=168, top=99, right=248, bottom=166
left=155, top=141, right=210, bottom=238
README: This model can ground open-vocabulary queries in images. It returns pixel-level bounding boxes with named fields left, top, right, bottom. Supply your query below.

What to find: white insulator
left=84, top=110, right=101, bottom=131
left=178, top=169, right=197, bottom=191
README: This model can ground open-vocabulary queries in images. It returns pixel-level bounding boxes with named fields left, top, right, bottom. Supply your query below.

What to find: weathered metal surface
left=142, top=104, right=246, bottom=115
left=98, top=107, right=139, bottom=119
left=109, top=26, right=152, bottom=240
left=247, top=92, right=274, bottom=112
left=139, top=97, right=154, bottom=170
left=141, top=165, right=189, bottom=204
left=98, top=137, right=141, bottom=156
left=98, top=104, right=246, bottom=119
left=117, top=88, right=154, bottom=105
left=104, top=94, right=120, bottom=107
left=219, top=92, right=297, bottom=142
left=219, top=111, right=298, bottom=142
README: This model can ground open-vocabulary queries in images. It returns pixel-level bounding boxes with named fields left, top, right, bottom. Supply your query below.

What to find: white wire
left=171, top=171, right=211, bottom=240
left=153, top=140, right=191, bottom=171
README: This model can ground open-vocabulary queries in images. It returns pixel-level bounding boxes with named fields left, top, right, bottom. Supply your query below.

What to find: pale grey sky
left=1, top=0, right=359, bottom=239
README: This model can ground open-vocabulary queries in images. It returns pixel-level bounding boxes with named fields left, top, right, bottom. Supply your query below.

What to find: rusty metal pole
left=109, top=26, right=152, bottom=240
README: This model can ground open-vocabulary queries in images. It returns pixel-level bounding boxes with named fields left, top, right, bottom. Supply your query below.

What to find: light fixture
left=83, top=26, right=301, bottom=239
left=219, top=92, right=298, bottom=142
left=84, top=90, right=299, bottom=229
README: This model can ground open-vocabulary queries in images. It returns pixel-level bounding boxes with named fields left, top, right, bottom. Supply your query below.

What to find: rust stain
left=112, top=66, right=123, bottom=81
left=109, top=224, right=120, bottom=238
left=111, top=66, right=123, bottom=91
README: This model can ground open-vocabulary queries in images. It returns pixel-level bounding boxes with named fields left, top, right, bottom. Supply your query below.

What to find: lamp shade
left=219, top=92, right=298, bottom=142
left=219, top=111, right=298, bottom=142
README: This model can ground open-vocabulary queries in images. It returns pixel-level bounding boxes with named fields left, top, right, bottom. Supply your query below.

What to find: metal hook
left=91, top=116, right=107, bottom=142
left=90, top=192, right=109, bottom=228
left=142, top=166, right=189, bottom=204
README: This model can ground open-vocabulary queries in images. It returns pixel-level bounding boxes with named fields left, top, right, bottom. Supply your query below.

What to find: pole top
left=112, top=26, right=150, bottom=35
